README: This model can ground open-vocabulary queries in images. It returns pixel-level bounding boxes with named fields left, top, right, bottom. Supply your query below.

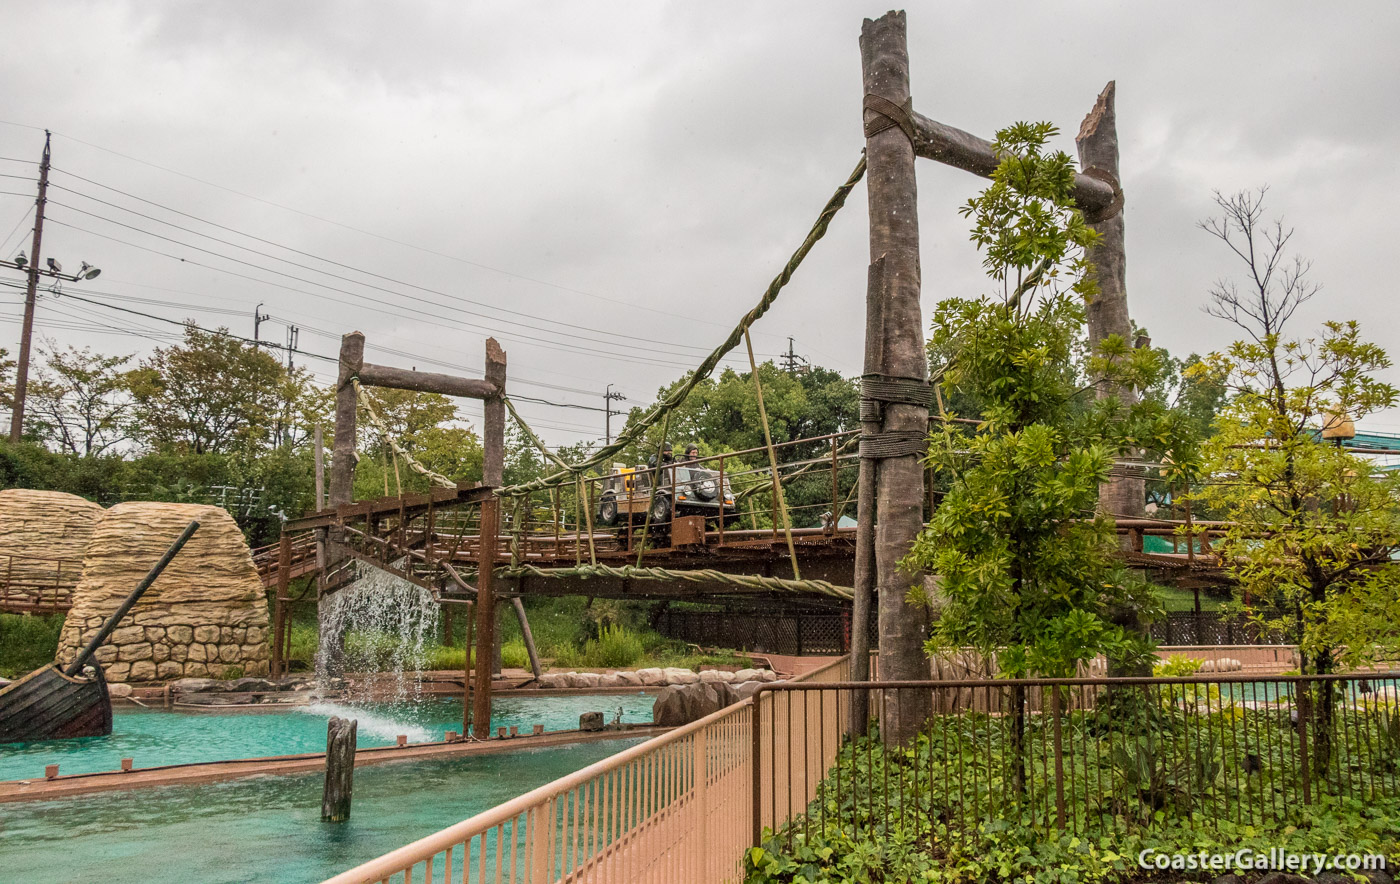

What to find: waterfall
left=314, top=561, right=441, bottom=706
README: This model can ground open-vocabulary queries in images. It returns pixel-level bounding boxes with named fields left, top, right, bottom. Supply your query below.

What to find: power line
left=28, top=135, right=779, bottom=337
left=44, top=216, right=735, bottom=372
left=48, top=174, right=773, bottom=359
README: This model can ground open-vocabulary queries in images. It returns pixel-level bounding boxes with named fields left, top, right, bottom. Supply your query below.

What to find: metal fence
left=656, top=606, right=876, bottom=656
left=1150, top=611, right=1287, bottom=646
left=753, top=673, right=1400, bottom=850
left=321, top=657, right=852, bottom=884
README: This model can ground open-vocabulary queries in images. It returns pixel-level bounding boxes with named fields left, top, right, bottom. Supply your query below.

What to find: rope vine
left=497, top=153, right=867, bottom=499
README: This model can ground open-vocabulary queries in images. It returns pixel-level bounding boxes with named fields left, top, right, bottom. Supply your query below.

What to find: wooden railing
left=321, top=656, right=851, bottom=884
left=0, top=552, right=84, bottom=613
left=251, top=530, right=319, bottom=588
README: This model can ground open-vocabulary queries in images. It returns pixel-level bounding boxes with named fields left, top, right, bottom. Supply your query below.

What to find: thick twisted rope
left=498, top=153, right=867, bottom=498
left=503, top=562, right=853, bottom=601
left=354, top=380, right=457, bottom=488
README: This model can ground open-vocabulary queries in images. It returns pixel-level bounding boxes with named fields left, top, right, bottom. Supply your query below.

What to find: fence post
left=529, top=800, right=551, bottom=884
left=751, top=692, right=765, bottom=847
left=272, top=533, right=292, bottom=678
left=1051, top=685, right=1066, bottom=831
left=1297, top=685, right=1312, bottom=804
left=693, top=728, right=709, bottom=877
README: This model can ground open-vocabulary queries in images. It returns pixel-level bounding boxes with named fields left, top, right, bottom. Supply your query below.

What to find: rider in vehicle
left=681, top=443, right=700, bottom=464
left=647, top=442, right=675, bottom=476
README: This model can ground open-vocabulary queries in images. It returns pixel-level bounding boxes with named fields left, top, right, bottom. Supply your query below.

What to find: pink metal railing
left=321, top=656, right=852, bottom=884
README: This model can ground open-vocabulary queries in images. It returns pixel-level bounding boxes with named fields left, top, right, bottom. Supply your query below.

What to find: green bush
left=1153, top=656, right=1203, bottom=677
left=502, top=639, right=530, bottom=670
left=425, top=645, right=470, bottom=670
left=582, top=624, right=644, bottom=668
left=0, top=612, right=64, bottom=678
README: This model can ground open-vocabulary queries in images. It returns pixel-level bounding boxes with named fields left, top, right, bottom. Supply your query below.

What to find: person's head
left=662, top=442, right=673, bottom=457
left=685, top=444, right=700, bottom=460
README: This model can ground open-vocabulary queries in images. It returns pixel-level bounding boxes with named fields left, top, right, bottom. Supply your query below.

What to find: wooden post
left=1077, top=83, right=1149, bottom=673
left=272, top=533, right=292, bottom=678
left=321, top=333, right=364, bottom=678
left=321, top=716, right=357, bottom=822
left=462, top=600, right=475, bottom=737
left=483, top=338, right=506, bottom=487
left=510, top=596, right=543, bottom=679
left=443, top=604, right=454, bottom=647
left=861, top=10, right=931, bottom=745
left=1077, top=82, right=1139, bottom=524
left=330, top=333, right=363, bottom=508
left=472, top=496, right=501, bottom=740
left=314, top=424, right=326, bottom=510
left=484, top=338, right=506, bottom=677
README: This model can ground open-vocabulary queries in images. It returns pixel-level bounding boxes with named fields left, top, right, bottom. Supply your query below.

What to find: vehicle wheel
left=597, top=495, right=618, bottom=526
left=650, top=494, right=671, bottom=525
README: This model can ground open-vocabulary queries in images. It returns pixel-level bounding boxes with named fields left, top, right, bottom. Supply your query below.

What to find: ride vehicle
left=595, top=463, right=739, bottom=531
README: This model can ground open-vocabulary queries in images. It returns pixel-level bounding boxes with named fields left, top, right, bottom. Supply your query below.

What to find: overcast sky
left=1, top=1, right=1397, bottom=445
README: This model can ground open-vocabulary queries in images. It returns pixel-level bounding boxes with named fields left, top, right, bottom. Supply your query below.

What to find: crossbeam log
left=911, top=112, right=1118, bottom=216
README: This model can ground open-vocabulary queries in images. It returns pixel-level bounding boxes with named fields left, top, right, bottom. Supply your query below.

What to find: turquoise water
left=0, top=737, right=644, bottom=884
left=0, top=694, right=655, bottom=781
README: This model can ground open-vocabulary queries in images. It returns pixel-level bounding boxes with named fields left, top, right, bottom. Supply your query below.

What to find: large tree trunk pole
left=1077, top=82, right=1148, bottom=676
left=321, top=716, right=357, bottom=822
left=471, top=495, right=501, bottom=740
left=1076, top=82, right=1140, bottom=523
left=320, top=332, right=364, bottom=679
left=483, top=338, right=506, bottom=676
left=847, top=259, right=886, bottom=738
left=861, top=10, right=931, bottom=746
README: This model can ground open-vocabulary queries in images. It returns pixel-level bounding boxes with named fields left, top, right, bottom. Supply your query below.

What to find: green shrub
left=425, top=645, right=470, bottom=670
left=502, top=639, right=530, bottom=670
left=582, top=624, right=645, bottom=668
left=1153, top=656, right=1203, bottom=677
left=0, top=612, right=64, bottom=678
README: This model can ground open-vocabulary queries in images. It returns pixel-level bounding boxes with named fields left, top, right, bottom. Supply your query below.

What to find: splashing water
left=315, top=561, right=441, bottom=705
left=296, top=701, right=434, bottom=744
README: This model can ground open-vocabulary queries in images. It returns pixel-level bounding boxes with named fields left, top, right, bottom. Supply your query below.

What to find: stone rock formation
left=56, top=502, right=270, bottom=682
left=0, top=489, right=104, bottom=595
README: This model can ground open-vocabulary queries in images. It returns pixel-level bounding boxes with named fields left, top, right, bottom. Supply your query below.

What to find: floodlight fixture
left=79, top=261, right=100, bottom=280
left=13, top=251, right=25, bottom=268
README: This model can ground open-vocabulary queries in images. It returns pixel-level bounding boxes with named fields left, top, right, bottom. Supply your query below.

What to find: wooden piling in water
left=322, top=716, right=357, bottom=822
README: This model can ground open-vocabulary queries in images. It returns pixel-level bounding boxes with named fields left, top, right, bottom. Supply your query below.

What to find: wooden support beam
left=472, top=496, right=500, bottom=740
left=861, top=10, right=931, bottom=746
left=272, top=533, right=292, bottom=678
left=330, top=332, right=363, bottom=509
left=911, top=112, right=1119, bottom=218
left=510, top=596, right=543, bottom=679
left=483, top=339, right=507, bottom=678
left=358, top=362, right=500, bottom=400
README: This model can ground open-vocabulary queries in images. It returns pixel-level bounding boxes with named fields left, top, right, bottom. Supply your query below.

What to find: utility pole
left=253, top=303, right=270, bottom=346
left=285, top=325, right=299, bottom=370
left=8, top=132, right=50, bottom=443
left=603, top=384, right=627, bottom=445
left=779, top=336, right=810, bottom=375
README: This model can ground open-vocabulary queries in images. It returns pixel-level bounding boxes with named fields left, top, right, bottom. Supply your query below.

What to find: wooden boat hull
left=0, top=663, right=112, bottom=744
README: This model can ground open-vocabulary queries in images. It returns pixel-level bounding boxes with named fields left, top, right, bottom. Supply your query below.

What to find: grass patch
left=0, top=612, right=64, bottom=678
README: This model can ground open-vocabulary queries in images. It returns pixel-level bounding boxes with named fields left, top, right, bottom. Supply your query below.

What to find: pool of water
left=0, top=693, right=655, bottom=781
left=1, top=737, right=643, bottom=884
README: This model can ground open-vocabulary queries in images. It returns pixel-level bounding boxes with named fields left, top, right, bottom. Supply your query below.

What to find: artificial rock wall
left=56, top=502, right=270, bottom=682
left=0, top=488, right=104, bottom=592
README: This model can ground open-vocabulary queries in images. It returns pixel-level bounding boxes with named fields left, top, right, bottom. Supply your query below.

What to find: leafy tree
left=616, top=362, right=859, bottom=527
left=128, top=323, right=290, bottom=454
left=28, top=341, right=136, bottom=456
left=1189, top=187, right=1400, bottom=779
left=0, top=346, right=13, bottom=412
left=906, top=122, right=1160, bottom=790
